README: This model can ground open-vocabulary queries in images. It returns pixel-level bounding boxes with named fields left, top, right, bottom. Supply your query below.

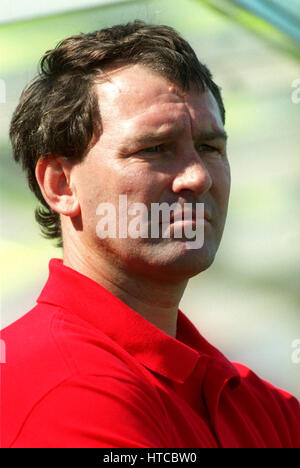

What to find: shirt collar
left=37, top=259, right=240, bottom=386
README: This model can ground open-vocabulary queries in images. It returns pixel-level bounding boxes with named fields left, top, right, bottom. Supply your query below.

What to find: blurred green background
left=0, top=0, right=299, bottom=398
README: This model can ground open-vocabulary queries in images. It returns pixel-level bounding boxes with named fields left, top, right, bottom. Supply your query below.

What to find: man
left=1, top=21, right=299, bottom=448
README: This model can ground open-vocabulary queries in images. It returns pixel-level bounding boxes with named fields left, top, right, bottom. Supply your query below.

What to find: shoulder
left=1, top=304, right=73, bottom=446
left=9, top=372, right=169, bottom=447
left=233, top=361, right=300, bottom=406
left=1, top=304, right=168, bottom=448
left=1, top=301, right=147, bottom=377
left=232, top=361, right=300, bottom=446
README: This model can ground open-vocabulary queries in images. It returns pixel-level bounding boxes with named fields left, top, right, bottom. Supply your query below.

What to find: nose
left=172, top=154, right=212, bottom=196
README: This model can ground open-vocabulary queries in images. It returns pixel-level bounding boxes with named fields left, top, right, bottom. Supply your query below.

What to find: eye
left=143, top=145, right=162, bottom=153
left=197, top=144, right=224, bottom=158
left=198, top=144, right=218, bottom=152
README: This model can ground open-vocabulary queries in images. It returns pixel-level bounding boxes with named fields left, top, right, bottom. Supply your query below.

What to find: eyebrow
left=133, top=128, right=182, bottom=146
left=131, top=128, right=228, bottom=148
left=195, top=130, right=228, bottom=142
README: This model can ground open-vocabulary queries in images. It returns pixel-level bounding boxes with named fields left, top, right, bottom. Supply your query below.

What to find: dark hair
left=10, top=20, right=225, bottom=246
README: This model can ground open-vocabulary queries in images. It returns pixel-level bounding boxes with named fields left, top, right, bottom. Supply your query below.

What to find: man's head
left=10, top=21, right=229, bottom=281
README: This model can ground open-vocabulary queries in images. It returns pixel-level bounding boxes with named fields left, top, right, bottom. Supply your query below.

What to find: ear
left=35, top=156, right=80, bottom=217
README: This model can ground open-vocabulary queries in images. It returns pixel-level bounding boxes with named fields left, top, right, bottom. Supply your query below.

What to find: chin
left=165, top=247, right=216, bottom=279
left=130, top=239, right=218, bottom=282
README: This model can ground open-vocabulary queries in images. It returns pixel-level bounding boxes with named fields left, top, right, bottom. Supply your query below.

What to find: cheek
left=118, top=165, right=166, bottom=202
left=72, top=163, right=104, bottom=227
left=211, top=161, right=231, bottom=207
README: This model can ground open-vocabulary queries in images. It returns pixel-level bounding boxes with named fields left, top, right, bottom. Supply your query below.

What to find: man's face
left=71, top=64, right=230, bottom=281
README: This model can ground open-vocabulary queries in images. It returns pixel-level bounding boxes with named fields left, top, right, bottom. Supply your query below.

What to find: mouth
left=168, top=208, right=212, bottom=224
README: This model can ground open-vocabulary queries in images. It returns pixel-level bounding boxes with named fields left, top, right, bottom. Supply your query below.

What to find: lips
left=169, top=210, right=194, bottom=223
left=168, top=207, right=211, bottom=223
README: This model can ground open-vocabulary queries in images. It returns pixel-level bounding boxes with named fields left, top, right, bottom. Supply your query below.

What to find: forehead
left=94, top=64, right=223, bottom=135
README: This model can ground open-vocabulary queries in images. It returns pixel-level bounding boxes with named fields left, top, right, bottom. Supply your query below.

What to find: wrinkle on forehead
left=98, top=84, right=186, bottom=119
left=168, top=85, right=186, bottom=99
left=94, top=65, right=223, bottom=138
left=95, top=64, right=186, bottom=112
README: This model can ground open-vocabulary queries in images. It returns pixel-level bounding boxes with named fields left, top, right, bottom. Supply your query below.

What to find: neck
left=63, top=237, right=188, bottom=338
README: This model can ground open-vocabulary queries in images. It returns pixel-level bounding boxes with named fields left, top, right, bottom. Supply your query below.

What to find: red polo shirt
left=1, top=259, right=300, bottom=448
